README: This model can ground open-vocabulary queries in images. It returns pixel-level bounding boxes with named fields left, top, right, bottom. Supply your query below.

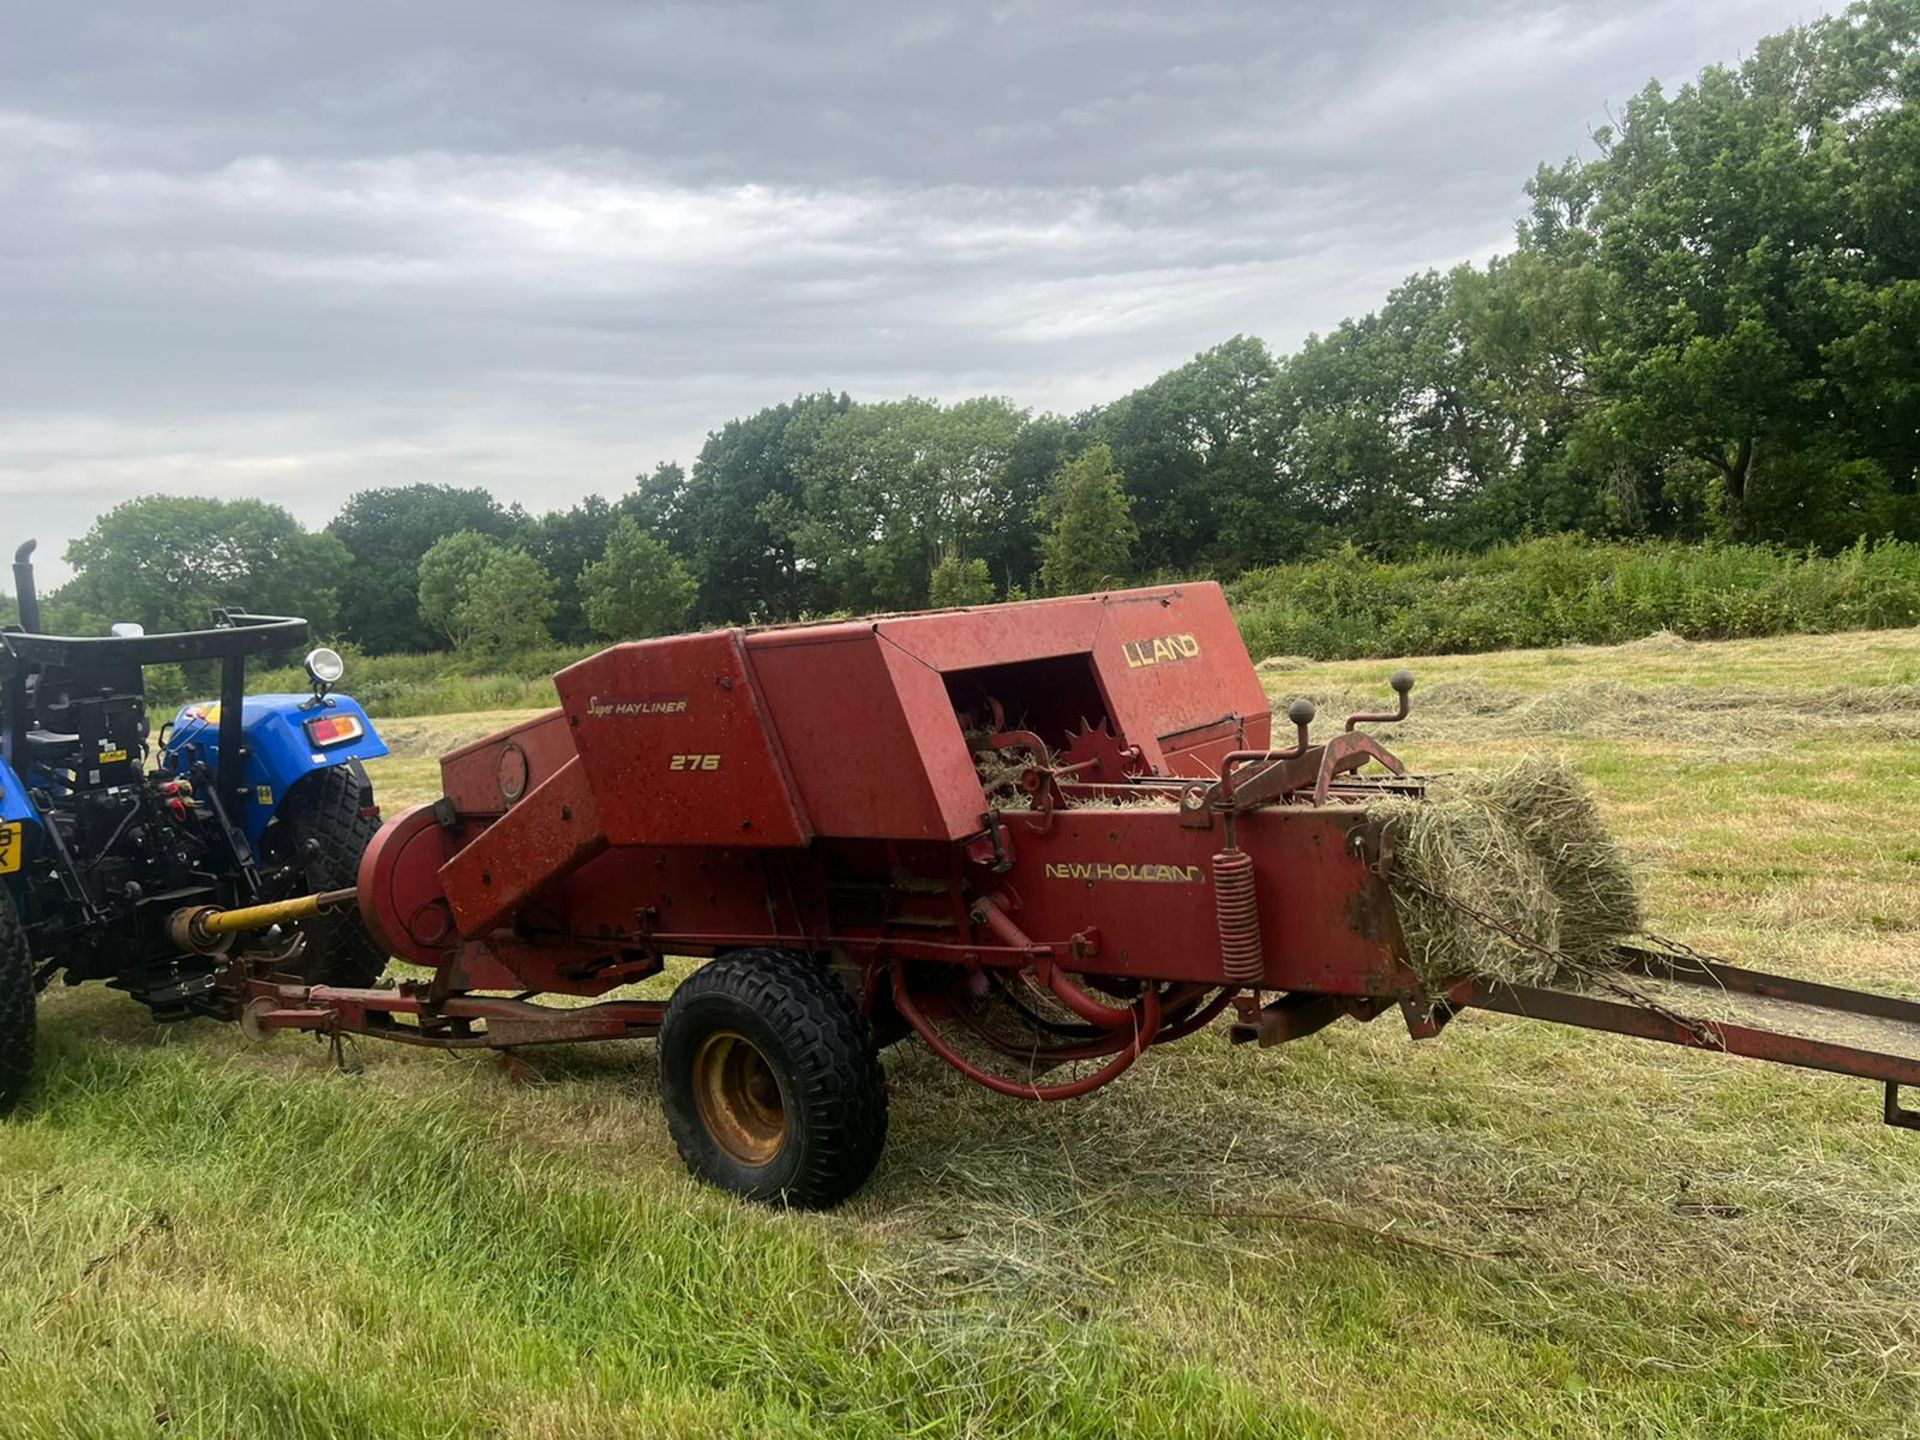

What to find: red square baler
left=212, top=585, right=1920, bottom=1207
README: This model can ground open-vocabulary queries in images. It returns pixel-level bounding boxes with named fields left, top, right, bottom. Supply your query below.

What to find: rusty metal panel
left=439, top=756, right=608, bottom=938
left=439, top=708, right=577, bottom=817
left=1088, top=585, right=1272, bottom=776
left=1468, top=981, right=1920, bottom=1090
left=746, top=628, right=971, bottom=841
left=553, top=630, right=811, bottom=849
left=998, top=804, right=1406, bottom=991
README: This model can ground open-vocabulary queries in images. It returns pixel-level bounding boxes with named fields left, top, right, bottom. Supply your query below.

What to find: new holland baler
left=200, top=584, right=1920, bottom=1207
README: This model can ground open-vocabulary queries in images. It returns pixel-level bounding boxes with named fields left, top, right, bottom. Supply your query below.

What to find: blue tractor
left=0, top=540, right=391, bottom=1110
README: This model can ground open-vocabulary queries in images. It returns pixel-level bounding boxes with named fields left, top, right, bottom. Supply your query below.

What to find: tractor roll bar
left=0, top=609, right=309, bottom=668
left=0, top=609, right=309, bottom=810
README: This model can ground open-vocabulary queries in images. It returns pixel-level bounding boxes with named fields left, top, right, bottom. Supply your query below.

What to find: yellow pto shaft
left=168, top=888, right=358, bottom=955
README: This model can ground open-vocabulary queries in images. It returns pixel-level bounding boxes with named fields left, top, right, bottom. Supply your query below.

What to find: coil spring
left=1212, top=846, right=1263, bottom=986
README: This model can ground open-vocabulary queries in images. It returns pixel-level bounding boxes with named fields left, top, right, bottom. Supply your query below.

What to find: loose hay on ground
left=1375, top=755, right=1641, bottom=988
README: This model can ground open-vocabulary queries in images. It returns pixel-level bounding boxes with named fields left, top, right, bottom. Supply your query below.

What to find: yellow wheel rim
left=692, top=1031, right=787, bottom=1166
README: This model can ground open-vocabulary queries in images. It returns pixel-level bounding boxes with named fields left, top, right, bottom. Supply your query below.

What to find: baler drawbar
left=186, top=585, right=1920, bottom=1205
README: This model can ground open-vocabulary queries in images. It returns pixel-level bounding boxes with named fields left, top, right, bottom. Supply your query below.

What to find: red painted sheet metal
left=746, top=628, right=971, bottom=841
left=439, top=708, right=577, bottom=817
left=553, top=630, right=811, bottom=849
left=805, top=584, right=1270, bottom=780
left=439, top=756, right=608, bottom=938
left=878, top=638, right=999, bottom=840
left=866, top=594, right=1106, bottom=671
left=357, top=802, right=464, bottom=967
left=1156, top=715, right=1273, bottom=779
left=745, top=585, right=1269, bottom=836
left=1085, top=586, right=1270, bottom=776
left=998, top=804, right=1406, bottom=992
left=557, top=842, right=837, bottom=949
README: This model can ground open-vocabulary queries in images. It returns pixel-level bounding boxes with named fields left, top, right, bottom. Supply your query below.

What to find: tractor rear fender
left=162, top=694, right=390, bottom=846
left=0, top=757, right=35, bottom=828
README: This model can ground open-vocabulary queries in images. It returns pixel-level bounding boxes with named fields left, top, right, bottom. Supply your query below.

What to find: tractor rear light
left=305, top=713, right=365, bottom=748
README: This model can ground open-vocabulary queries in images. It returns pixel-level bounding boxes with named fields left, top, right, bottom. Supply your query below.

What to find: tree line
left=11, top=0, right=1917, bottom=658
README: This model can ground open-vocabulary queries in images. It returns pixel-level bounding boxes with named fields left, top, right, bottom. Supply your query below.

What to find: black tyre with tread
left=0, top=886, right=35, bottom=1113
left=659, top=949, right=888, bottom=1208
left=270, top=764, right=387, bottom=989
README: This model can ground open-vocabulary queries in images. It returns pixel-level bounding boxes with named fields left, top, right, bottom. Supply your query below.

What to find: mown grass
left=7, top=628, right=1920, bottom=1436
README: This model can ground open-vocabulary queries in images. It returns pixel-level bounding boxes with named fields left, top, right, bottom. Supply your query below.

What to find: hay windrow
left=1376, top=756, right=1641, bottom=988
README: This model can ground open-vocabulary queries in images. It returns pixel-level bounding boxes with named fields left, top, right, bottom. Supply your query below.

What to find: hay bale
left=1474, top=755, right=1641, bottom=969
left=1376, top=756, right=1639, bottom=988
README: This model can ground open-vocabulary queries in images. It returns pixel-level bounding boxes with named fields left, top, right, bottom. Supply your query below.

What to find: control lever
left=1282, top=697, right=1316, bottom=756
left=1344, top=670, right=1415, bottom=732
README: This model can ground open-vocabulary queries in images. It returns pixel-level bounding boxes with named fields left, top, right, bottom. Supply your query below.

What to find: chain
left=1394, top=873, right=1721, bottom=1046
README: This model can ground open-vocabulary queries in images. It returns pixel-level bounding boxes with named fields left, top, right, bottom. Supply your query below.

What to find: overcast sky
left=0, top=0, right=1830, bottom=584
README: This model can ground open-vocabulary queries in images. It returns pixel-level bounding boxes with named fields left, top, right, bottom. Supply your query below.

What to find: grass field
left=6, top=628, right=1920, bottom=1437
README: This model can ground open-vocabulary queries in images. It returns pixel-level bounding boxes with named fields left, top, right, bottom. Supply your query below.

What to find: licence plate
left=0, top=821, right=20, bottom=875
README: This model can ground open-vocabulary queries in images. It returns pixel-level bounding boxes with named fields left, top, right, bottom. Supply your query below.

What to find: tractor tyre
left=0, top=886, right=35, bottom=1114
left=273, top=764, right=388, bottom=990
left=659, top=949, right=888, bottom=1208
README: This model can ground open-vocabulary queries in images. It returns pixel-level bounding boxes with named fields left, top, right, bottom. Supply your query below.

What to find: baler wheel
left=659, top=949, right=888, bottom=1208
left=692, top=1032, right=787, bottom=1166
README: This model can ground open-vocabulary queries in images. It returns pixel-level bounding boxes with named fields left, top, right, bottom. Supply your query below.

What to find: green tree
left=1270, top=269, right=1565, bottom=557
left=580, top=517, right=699, bottom=639
left=784, top=395, right=1028, bottom=611
left=417, top=532, right=553, bottom=657
left=1093, top=336, right=1294, bottom=573
left=927, top=553, right=995, bottom=607
left=646, top=397, right=851, bottom=624
left=458, top=549, right=556, bottom=660
left=1519, top=0, right=1920, bottom=542
left=1038, top=444, right=1138, bottom=594
left=417, top=532, right=501, bottom=647
left=526, top=495, right=624, bottom=645
left=56, top=496, right=352, bottom=636
left=328, top=485, right=520, bottom=652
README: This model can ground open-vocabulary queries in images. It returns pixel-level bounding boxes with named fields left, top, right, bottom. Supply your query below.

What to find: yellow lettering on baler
left=1044, top=861, right=1203, bottom=884
left=1121, top=633, right=1201, bottom=669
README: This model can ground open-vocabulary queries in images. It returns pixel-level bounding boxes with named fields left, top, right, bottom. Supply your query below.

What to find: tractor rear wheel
left=659, top=949, right=888, bottom=1208
left=0, top=887, right=35, bottom=1113
left=271, top=764, right=388, bottom=989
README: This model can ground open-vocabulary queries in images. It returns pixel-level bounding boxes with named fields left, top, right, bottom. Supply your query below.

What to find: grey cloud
left=0, top=0, right=1832, bottom=583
